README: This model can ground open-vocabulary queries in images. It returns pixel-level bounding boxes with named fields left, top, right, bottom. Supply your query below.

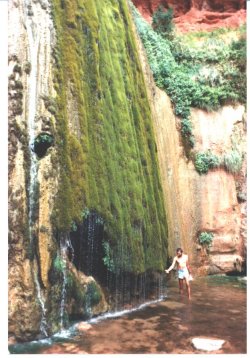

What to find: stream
left=9, top=275, right=246, bottom=354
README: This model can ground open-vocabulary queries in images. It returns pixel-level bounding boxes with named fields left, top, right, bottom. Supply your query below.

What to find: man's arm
left=165, top=257, right=177, bottom=274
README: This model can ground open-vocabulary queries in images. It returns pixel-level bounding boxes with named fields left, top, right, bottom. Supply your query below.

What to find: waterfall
left=59, top=235, right=74, bottom=329
left=59, top=238, right=67, bottom=330
left=158, top=273, right=164, bottom=299
left=23, top=0, right=48, bottom=336
left=34, top=268, right=48, bottom=337
left=87, top=214, right=95, bottom=275
left=25, top=0, right=39, bottom=240
left=70, top=211, right=167, bottom=317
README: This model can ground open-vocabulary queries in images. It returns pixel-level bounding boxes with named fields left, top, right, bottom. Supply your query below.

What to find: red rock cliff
left=132, top=0, right=246, bottom=31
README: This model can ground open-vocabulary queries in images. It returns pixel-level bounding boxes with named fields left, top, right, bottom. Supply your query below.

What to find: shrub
left=195, top=151, right=220, bottom=174
left=188, top=135, right=195, bottom=148
left=130, top=2, right=246, bottom=154
left=152, top=6, right=174, bottom=40
left=181, top=118, right=193, bottom=137
left=223, top=149, right=243, bottom=174
left=199, top=232, right=214, bottom=247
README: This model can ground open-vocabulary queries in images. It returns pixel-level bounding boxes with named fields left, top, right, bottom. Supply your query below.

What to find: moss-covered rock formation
left=8, top=0, right=169, bottom=342
left=50, top=0, right=168, bottom=273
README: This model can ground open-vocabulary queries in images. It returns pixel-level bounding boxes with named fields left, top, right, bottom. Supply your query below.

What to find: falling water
left=87, top=214, right=95, bottom=274
left=158, top=272, right=164, bottom=299
left=25, top=0, right=39, bottom=240
left=59, top=238, right=68, bottom=330
left=70, top=211, right=167, bottom=317
left=24, top=0, right=48, bottom=336
left=34, top=269, right=48, bottom=337
left=59, top=235, right=75, bottom=329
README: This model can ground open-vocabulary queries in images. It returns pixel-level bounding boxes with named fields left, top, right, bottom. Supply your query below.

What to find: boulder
left=192, top=337, right=225, bottom=351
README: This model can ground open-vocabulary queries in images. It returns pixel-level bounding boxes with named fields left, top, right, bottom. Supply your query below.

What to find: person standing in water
left=165, top=248, right=191, bottom=299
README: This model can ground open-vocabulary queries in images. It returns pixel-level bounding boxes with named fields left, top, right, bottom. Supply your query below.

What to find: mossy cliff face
left=8, top=0, right=168, bottom=341
left=51, top=0, right=168, bottom=273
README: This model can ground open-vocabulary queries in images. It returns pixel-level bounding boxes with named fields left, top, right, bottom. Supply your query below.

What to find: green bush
left=199, top=232, right=214, bottom=247
left=195, top=151, right=220, bottom=175
left=223, top=149, right=243, bottom=174
left=181, top=118, right=192, bottom=137
left=130, top=3, right=246, bottom=152
left=152, top=6, right=174, bottom=40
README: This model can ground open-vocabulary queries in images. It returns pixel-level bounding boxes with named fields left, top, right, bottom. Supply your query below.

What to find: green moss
left=53, top=255, right=66, bottom=272
left=85, top=281, right=102, bottom=306
left=50, top=0, right=168, bottom=274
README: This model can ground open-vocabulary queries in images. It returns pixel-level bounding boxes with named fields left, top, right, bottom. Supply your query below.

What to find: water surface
left=9, top=275, right=246, bottom=354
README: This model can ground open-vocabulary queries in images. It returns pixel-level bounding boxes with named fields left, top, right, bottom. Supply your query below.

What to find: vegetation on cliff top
left=50, top=0, right=168, bottom=274
left=131, top=3, right=246, bottom=156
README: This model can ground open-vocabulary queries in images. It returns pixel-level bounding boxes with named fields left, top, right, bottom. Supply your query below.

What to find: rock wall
left=131, top=0, right=246, bottom=31
left=8, top=0, right=108, bottom=341
left=8, top=0, right=58, bottom=341
left=131, top=9, right=246, bottom=274
left=8, top=0, right=169, bottom=342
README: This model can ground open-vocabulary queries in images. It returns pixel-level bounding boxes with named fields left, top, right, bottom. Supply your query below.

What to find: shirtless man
left=165, top=248, right=191, bottom=299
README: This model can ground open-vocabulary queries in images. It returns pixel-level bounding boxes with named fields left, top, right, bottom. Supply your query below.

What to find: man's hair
left=176, top=248, right=183, bottom=253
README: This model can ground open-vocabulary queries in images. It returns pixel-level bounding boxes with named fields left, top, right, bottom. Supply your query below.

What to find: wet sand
left=9, top=276, right=246, bottom=354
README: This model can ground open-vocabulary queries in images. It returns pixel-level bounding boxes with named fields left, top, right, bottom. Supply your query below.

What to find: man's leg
left=178, top=279, right=184, bottom=295
left=184, top=278, right=191, bottom=299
